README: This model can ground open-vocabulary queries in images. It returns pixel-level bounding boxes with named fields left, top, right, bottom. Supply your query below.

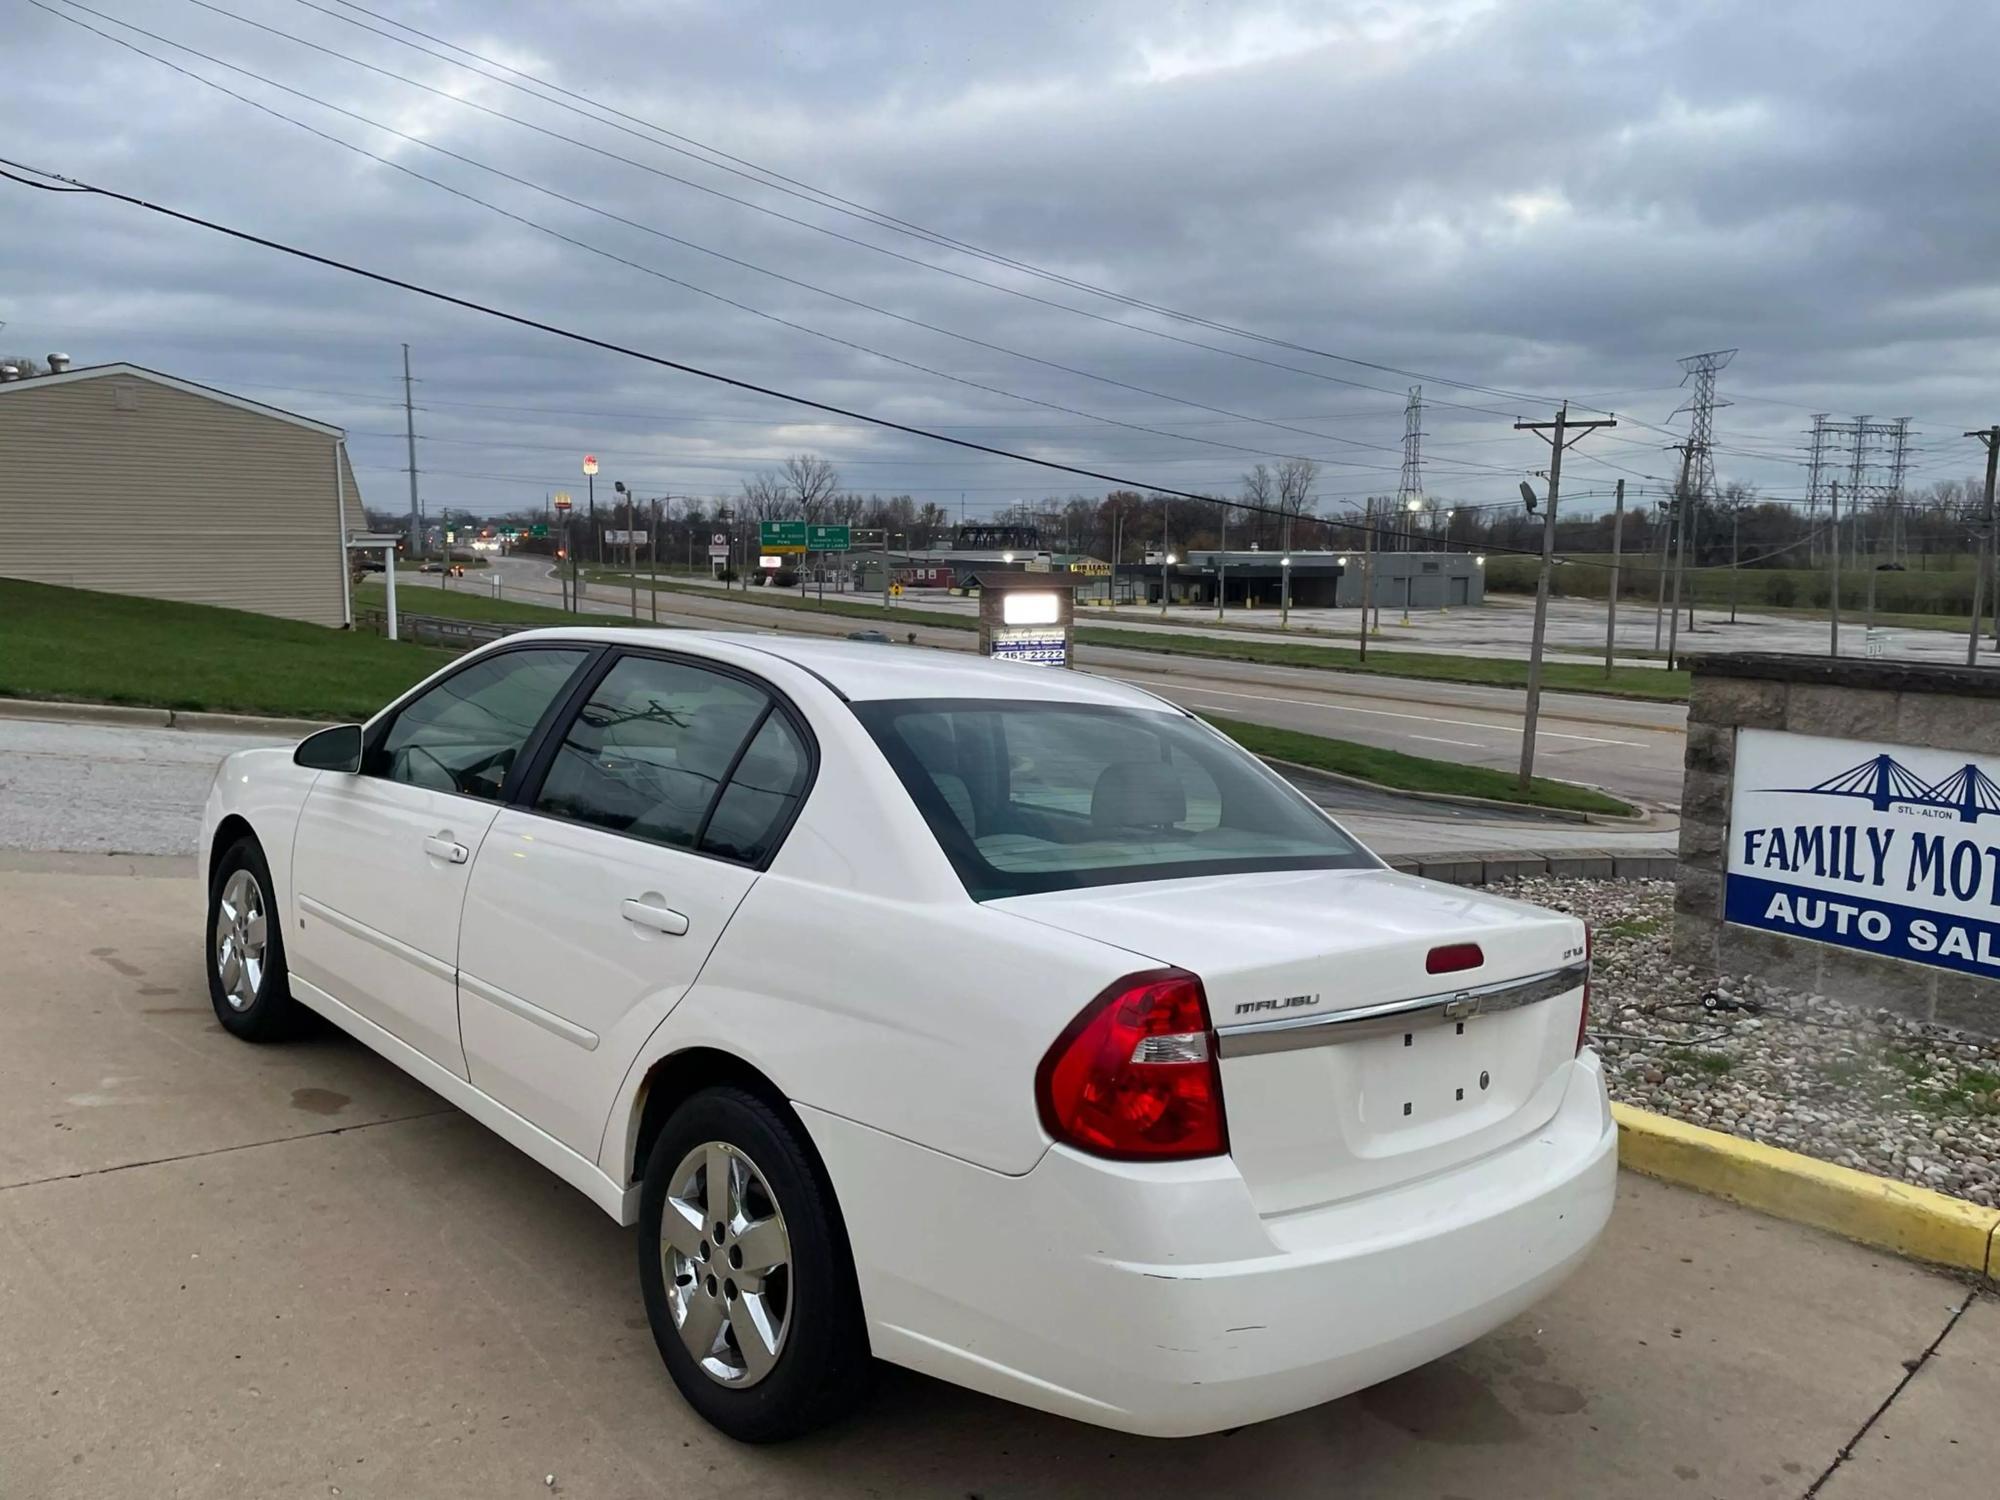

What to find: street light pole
left=1968, top=427, right=1999, bottom=666
left=1280, top=508, right=1292, bottom=628
left=1605, top=478, right=1624, bottom=678
left=1666, top=441, right=1695, bottom=671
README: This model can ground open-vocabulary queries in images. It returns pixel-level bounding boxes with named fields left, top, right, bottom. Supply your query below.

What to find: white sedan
left=199, top=627, right=1615, bottom=1442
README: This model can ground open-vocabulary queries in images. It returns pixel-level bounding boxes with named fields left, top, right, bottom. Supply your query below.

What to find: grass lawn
left=1204, top=714, right=1636, bottom=817
left=0, top=580, right=452, bottom=721
left=1080, top=628, right=1690, bottom=701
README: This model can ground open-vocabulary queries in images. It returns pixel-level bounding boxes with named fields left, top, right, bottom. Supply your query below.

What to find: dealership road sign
left=807, top=524, right=852, bottom=551
left=759, top=520, right=808, bottom=553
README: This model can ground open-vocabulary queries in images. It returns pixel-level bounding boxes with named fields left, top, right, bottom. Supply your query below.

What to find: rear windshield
left=856, top=698, right=1375, bottom=899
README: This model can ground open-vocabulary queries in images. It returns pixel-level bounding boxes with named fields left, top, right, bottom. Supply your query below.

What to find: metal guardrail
left=356, top=609, right=526, bottom=652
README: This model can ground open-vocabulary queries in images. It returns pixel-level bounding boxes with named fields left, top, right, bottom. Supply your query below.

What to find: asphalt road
left=1, top=854, right=1988, bottom=1499
left=474, top=558, right=1687, bottom=809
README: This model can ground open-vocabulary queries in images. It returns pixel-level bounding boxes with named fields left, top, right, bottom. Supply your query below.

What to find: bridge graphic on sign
left=1768, top=753, right=2000, bottom=823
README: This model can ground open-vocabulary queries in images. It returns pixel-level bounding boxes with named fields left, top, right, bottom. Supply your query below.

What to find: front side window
left=859, top=700, right=1373, bottom=898
left=369, top=648, right=589, bottom=801
left=533, top=656, right=772, bottom=852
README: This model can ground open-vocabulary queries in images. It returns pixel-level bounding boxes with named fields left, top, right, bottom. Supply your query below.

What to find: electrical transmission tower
left=1804, top=414, right=1915, bottom=565
left=1674, top=349, right=1737, bottom=513
left=1397, top=385, right=1425, bottom=547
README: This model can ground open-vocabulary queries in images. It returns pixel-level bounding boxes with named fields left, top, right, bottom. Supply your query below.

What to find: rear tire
left=637, top=1085, right=871, bottom=1442
left=205, top=836, right=301, bottom=1041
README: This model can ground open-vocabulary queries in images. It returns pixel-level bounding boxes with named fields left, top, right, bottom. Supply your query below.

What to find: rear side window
left=369, top=648, right=588, bottom=802
left=699, top=712, right=810, bottom=864
left=536, top=657, right=769, bottom=849
left=858, top=699, right=1373, bottom=899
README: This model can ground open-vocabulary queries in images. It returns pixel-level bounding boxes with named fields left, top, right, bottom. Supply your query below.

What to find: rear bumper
left=800, top=1052, right=1616, bottom=1437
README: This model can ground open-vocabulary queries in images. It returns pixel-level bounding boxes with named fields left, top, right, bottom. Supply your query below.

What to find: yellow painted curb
left=1612, top=1103, right=2000, bottom=1277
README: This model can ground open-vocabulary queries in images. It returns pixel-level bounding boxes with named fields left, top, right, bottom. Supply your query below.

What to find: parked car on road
left=198, top=628, right=1614, bottom=1441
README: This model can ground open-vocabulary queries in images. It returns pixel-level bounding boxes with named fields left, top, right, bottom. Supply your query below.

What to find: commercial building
left=0, top=360, right=362, bottom=627
left=1131, top=549, right=1485, bottom=610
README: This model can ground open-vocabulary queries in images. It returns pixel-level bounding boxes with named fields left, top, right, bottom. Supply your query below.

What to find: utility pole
left=1605, top=478, right=1624, bottom=678
left=1968, top=427, right=1999, bottom=666
left=1829, top=479, right=1842, bottom=657
left=1158, top=503, right=1172, bottom=618
left=1729, top=500, right=1742, bottom=625
left=1358, top=499, right=1374, bottom=662
left=1217, top=506, right=1228, bottom=621
left=1666, top=441, right=1696, bottom=670
left=1652, top=495, right=1672, bottom=649
left=1279, top=508, right=1292, bottom=628
left=1515, top=405, right=1617, bottom=787
left=650, top=495, right=661, bottom=624
left=401, top=343, right=421, bottom=561
left=1108, top=504, right=1121, bottom=612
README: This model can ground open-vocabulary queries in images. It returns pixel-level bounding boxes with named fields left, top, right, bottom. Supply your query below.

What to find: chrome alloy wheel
left=661, top=1141, right=792, bottom=1387
left=212, top=868, right=267, bottom=1012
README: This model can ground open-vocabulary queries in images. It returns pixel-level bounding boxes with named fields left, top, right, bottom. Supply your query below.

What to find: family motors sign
left=1726, top=728, right=2000, bottom=977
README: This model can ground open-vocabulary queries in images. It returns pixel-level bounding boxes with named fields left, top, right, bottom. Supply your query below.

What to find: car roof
left=492, top=627, right=1177, bottom=710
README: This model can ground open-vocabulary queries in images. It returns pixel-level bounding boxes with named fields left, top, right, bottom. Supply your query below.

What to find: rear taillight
left=1036, top=968, right=1228, bottom=1161
left=1576, top=927, right=1593, bottom=1054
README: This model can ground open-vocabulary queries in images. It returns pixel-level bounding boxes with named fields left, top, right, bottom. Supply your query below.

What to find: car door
left=289, top=645, right=594, bottom=1077
left=456, top=650, right=814, bottom=1155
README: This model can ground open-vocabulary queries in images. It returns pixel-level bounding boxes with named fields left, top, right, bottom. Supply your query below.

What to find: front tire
left=206, top=836, right=301, bottom=1041
left=637, top=1085, right=870, bottom=1442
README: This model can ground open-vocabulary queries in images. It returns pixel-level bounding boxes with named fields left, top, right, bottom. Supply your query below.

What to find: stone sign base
left=1675, top=654, right=2000, bottom=1035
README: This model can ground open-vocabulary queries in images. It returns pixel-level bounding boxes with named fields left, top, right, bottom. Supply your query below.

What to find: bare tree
left=1276, top=458, right=1319, bottom=522
left=781, top=454, right=841, bottom=519
left=737, top=470, right=788, bottom=520
left=0, top=353, right=46, bottom=377
left=1240, top=464, right=1275, bottom=548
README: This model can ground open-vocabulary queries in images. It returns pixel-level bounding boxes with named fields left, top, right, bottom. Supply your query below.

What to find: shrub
left=1766, top=574, right=1797, bottom=607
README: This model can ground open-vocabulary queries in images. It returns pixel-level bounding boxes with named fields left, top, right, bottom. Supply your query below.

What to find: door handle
left=621, top=898, right=690, bottom=936
left=423, top=834, right=470, bottom=865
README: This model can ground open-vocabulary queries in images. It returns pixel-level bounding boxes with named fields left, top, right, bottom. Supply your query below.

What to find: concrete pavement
left=0, top=853, right=1988, bottom=1498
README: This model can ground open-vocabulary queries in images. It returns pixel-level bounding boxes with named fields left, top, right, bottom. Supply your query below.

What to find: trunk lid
left=994, top=867, right=1587, bottom=1216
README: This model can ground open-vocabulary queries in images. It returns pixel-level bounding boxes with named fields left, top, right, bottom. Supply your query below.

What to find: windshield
left=856, top=698, right=1375, bottom=899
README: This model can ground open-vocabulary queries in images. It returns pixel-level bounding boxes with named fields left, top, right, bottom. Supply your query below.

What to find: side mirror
left=294, top=723, right=364, bottom=773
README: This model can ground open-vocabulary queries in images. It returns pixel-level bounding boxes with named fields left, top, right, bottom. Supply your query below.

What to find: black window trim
left=358, top=640, right=609, bottom=808
left=504, top=643, right=821, bottom=873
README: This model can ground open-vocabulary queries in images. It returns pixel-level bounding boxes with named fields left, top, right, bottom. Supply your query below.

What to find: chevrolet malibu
left=199, top=628, right=1615, bottom=1442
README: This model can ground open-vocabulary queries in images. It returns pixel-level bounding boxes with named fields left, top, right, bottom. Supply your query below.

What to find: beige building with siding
left=0, top=362, right=361, bottom=628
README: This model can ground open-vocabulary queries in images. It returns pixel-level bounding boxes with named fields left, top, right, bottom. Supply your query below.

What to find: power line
left=282, top=0, right=1592, bottom=414
left=159, top=0, right=1560, bottom=422
left=1, top=155, right=1565, bottom=559
left=47, top=0, right=1507, bottom=480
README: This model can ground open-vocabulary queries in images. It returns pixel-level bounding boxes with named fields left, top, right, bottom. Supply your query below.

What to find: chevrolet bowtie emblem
left=1441, top=994, right=1481, bottom=1022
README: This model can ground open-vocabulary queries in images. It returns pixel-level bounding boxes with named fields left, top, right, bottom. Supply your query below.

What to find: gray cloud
left=4, top=0, right=1999, bottom=520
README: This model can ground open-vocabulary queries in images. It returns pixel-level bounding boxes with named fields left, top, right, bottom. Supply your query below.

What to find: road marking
left=1409, top=735, right=1486, bottom=749
left=1143, top=683, right=1642, bottom=746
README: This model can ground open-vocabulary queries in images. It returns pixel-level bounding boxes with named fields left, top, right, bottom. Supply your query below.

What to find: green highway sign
left=531, top=524, right=549, bottom=538
left=807, top=524, right=852, bottom=551
left=759, top=520, right=807, bottom=550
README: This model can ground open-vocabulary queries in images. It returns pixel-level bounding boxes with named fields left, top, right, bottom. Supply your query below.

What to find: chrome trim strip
left=458, top=970, right=600, bottom=1052
left=1216, top=961, right=1588, bottom=1059
left=297, top=893, right=456, bottom=984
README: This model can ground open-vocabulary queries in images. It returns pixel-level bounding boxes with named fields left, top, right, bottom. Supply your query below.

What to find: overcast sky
left=5, top=0, right=1998, bottom=522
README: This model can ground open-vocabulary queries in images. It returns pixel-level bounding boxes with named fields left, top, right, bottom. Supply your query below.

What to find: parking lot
left=1, top=850, right=1991, bottom=1498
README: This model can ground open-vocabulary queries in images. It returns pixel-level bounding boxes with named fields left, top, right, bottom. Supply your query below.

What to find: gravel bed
left=1503, top=876, right=2000, bottom=1207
